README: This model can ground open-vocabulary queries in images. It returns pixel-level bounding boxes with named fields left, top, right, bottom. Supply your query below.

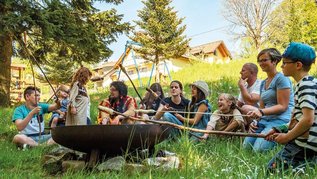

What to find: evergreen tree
left=130, top=0, right=189, bottom=82
left=0, top=0, right=130, bottom=107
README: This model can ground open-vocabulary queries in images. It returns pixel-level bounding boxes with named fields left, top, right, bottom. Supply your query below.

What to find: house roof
left=92, top=61, right=116, bottom=71
left=189, top=40, right=232, bottom=58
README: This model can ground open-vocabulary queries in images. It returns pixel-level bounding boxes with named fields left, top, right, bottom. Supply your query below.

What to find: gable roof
left=189, top=40, right=232, bottom=58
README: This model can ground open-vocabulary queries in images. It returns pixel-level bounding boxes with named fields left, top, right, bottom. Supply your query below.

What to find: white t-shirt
left=238, top=79, right=262, bottom=107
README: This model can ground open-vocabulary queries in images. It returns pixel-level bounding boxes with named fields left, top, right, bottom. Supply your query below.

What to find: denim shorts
left=27, top=133, right=52, bottom=143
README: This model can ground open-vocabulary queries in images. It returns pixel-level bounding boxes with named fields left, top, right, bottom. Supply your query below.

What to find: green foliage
left=267, top=0, right=317, bottom=48
left=130, top=0, right=189, bottom=82
left=0, top=0, right=131, bottom=106
left=3, top=58, right=317, bottom=177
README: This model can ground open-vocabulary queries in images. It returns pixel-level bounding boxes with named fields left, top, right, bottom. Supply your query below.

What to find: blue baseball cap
left=282, top=42, right=316, bottom=65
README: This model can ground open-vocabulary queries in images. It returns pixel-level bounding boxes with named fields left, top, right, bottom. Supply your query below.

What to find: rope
left=134, top=109, right=250, bottom=117
left=98, top=106, right=265, bottom=138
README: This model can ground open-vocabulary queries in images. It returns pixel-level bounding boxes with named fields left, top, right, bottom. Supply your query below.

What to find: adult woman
left=243, top=48, right=294, bottom=152
left=140, top=83, right=164, bottom=120
left=66, top=66, right=92, bottom=125
left=174, top=80, right=212, bottom=139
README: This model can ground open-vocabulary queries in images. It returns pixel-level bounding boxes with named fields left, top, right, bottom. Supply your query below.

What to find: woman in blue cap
left=243, top=48, right=294, bottom=152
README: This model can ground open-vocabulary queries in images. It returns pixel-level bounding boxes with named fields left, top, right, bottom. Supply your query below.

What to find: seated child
left=49, top=85, right=69, bottom=127
left=202, top=93, right=245, bottom=139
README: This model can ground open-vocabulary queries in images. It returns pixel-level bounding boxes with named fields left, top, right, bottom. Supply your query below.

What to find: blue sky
left=96, top=0, right=238, bottom=61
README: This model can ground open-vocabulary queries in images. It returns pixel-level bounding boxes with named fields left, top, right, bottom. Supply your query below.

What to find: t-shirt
left=12, top=103, right=50, bottom=135
left=238, top=79, right=262, bottom=107
left=293, top=76, right=317, bottom=152
left=162, top=97, right=190, bottom=117
left=260, top=72, right=294, bottom=123
left=208, top=109, right=244, bottom=131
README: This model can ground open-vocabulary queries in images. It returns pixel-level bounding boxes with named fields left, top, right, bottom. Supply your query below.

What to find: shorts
left=27, top=133, right=52, bottom=143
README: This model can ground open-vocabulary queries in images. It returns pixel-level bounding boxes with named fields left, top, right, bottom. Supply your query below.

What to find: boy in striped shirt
left=265, top=42, right=317, bottom=172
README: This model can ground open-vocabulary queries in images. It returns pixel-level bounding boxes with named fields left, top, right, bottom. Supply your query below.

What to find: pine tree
left=0, top=0, right=130, bottom=107
left=130, top=0, right=189, bottom=82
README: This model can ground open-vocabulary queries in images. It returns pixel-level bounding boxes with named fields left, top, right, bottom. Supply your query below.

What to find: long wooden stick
left=98, top=106, right=265, bottom=138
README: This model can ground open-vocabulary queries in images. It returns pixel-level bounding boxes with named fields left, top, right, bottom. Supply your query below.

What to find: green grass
left=2, top=59, right=317, bottom=177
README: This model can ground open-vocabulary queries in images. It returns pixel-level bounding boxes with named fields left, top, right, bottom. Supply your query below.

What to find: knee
left=12, top=134, right=25, bottom=144
left=162, top=113, right=173, bottom=121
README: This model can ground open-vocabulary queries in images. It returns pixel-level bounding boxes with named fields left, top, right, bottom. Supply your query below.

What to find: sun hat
left=282, top=42, right=316, bottom=65
left=190, top=81, right=210, bottom=97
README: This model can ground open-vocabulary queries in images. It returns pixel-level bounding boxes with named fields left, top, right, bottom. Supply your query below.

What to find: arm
left=176, top=103, right=208, bottom=125
left=238, top=79, right=260, bottom=105
left=224, top=109, right=244, bottom=131
left=14, top=107, right=41, bottom=131
left=48, top=101, right=60, bottom=112
left=274, top=108, right=314, bottom=144
left=248, top=89, right=290, bottom=119
left=154, top=103, right=166, bottom=120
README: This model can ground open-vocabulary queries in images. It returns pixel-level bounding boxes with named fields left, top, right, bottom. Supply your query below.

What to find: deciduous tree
left=0, top=0, right=130, bottom=107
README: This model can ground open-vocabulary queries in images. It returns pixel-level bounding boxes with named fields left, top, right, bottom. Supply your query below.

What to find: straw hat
left=190, top=81, right=210, bottom=97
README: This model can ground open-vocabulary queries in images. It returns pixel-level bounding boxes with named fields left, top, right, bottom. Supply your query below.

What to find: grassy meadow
left=1, top=58, right=317, bottom=178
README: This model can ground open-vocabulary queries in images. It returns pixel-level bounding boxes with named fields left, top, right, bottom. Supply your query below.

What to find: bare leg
left=51, top=117, right=59, bottom=128
left=12, top=134, right=38, bottom=147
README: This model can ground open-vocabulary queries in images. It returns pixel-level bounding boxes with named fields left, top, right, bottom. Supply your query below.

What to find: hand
left=110, top=116, right=120, bottom=125
left=55, top=99, right=61, bottom=109
left=200, top=134, right=209, bottom=141
left=247, top=109, right=262, bottom=119
left=102, top=117, right=110, bottom=125
left=70, top=105, right=77, bottom=115
left=162, top=104, right=170, bottom=111
left=274, top=133, right=290, bottom=144
left=248, top=121, right=258, bottom=133
left=238, top=78, right=248, bottom=88
left=31, top=106, right=41, bottom=115
left=265, top=129, right=277, bottom=141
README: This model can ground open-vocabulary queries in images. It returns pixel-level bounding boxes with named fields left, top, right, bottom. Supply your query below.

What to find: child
left=66, top=66, right=92, bottom=125
left=202, top=93, right=245, bottom=139
left=140, top=83, right=164, bottom=120
left=265, top=42, right=317, bottom=172
left=49, top=85, right=69, bottom=127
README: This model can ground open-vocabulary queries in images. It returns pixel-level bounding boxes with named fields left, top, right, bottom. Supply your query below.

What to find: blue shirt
left=260, top=72, right=294, bottom=123
left=12, top=103, right=50, bottom=135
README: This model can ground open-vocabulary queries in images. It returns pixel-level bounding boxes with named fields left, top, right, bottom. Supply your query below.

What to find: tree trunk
left=155, top=57, right=160, bottom=83
left=0, top=33, right=13, bottom=107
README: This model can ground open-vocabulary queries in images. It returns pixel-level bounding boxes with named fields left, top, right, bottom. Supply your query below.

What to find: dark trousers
left=267, top=141, right=317, bottom=173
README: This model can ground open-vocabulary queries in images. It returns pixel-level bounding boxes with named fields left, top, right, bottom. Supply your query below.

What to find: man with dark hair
left=97, top=81, right=137, bottom=125
left=12, top=86, right=60, bottom=149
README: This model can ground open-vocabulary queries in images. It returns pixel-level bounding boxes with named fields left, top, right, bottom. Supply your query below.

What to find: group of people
left=11, top=42, right=317, bottom=172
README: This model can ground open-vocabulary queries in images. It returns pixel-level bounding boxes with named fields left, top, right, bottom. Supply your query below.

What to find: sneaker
left=22, top=144, right=30, bottom=151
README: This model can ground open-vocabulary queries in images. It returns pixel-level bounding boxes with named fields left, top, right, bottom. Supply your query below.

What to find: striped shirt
left=293, top=76, right=317, bottom=152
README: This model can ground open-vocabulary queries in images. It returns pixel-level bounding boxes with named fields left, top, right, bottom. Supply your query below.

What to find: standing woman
left=174, top=81, right=212, bottom=139
left=66, top=66, right=92, bottom=125
left=243, top=48, right=294, bottom=152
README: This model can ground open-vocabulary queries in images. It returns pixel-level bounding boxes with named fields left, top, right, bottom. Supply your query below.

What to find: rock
left=124, top=163, right=148, bottom=173
left=143, top=156, right=180, bottom=171
left=62, top=160, right=86, bottom=173
left=97, top=156, right=126, bottom=172
left=42, top=152, right=74, bottom=175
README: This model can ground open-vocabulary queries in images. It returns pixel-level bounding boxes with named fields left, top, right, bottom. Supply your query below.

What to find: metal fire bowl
left=51, top=124, right=171, bottom=156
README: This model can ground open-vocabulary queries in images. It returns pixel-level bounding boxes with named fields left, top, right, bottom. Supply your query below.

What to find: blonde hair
left=219, top=93, right=237, bottom=110
left=57, top=84, right=69, bottom=97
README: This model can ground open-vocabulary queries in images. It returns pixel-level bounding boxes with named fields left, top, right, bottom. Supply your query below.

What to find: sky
left=95, top=0, right=238, bottom=62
